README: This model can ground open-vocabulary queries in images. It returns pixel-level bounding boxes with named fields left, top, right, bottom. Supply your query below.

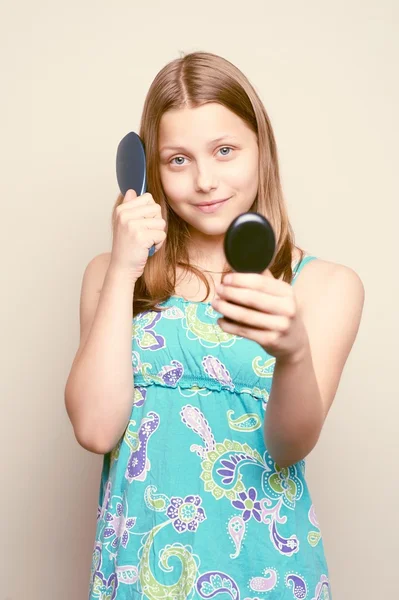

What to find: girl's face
left=158, top=103, right=259, bottom=241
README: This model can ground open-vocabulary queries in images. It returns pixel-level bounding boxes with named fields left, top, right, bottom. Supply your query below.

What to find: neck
left=187, top=234, right=228, bottom=274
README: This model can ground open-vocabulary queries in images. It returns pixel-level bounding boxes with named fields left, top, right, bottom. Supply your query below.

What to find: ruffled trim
left=133, top=374, right=269, bottom=401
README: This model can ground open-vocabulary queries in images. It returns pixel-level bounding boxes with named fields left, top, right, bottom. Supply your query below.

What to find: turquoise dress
left=88, top=254, right=331, bottom=600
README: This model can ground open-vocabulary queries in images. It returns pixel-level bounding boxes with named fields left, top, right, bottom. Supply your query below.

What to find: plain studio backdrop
left=2, top=1, right=397, bottom=598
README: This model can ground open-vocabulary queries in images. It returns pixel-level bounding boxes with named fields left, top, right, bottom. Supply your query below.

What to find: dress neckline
left=166, top=295, right=215, bottom=306
left=161, top=256, right=307, bottom=307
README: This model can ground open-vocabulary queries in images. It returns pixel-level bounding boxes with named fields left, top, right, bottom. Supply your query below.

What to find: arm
left=265, top=264, right=365, bottom=467
left=64, top=254, right=136, bottom=454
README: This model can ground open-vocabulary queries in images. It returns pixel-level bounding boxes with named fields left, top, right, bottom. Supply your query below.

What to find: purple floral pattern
left=166, top=494, right=207, bottom=533
left=232, top=487, right=262, bottom=522
left=103, top=497, right=136, bottom=550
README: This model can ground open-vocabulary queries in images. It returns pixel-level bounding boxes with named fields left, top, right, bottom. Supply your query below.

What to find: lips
left=197, top=198, right=229, bottom=207
left=196, top=198, right=229, bottom=213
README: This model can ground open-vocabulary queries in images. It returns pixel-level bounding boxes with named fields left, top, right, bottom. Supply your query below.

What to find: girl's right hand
left=110, top=189, right=167, bottom=282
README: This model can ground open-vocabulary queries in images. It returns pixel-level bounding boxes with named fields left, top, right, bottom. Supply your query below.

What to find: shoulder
left=294, top=254, right=364, bottom=307
left=293, top=254, right=365, bottom=343
left=90, top=251, right=112, bottom=267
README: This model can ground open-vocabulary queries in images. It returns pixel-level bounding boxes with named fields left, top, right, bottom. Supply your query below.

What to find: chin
left=193, top=222, right=230, bottom=237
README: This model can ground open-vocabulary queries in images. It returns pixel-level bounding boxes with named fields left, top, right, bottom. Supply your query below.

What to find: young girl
left=65, top=52, right=364, bottom=600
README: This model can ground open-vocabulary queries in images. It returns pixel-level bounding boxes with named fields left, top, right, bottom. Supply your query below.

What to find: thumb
left=123, top=188, right=138, bottom=202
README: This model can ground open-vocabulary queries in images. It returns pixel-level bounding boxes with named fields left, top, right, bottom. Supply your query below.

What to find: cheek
left=160, top=170, right=191, bottom=203
left=238, top=167, right=258, bottom=191
left=226, top=156, right=258, bottom=192
left=244, top=155, right=259, bottom=195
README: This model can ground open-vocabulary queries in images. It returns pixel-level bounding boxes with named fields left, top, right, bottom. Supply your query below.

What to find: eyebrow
left=159, top=136, right=239, bottom=154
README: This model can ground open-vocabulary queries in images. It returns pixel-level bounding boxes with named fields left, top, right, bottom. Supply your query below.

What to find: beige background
left=2, top=1, right=398, bottom=598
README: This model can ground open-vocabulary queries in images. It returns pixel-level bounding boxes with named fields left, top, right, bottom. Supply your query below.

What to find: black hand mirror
left=224, top=212, right=276, bottom=273
left=116, top=132, right=155, bottom=256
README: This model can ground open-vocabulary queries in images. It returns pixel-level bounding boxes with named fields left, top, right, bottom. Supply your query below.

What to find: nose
left=194, top=159, right=218, bottom=193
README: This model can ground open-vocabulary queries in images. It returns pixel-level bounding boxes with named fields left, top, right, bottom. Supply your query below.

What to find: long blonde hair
left=112, top=51, right=304, bottom=317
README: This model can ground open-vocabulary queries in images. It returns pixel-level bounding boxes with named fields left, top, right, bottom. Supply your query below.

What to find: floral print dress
left=88, top=254, right=331, bottom=600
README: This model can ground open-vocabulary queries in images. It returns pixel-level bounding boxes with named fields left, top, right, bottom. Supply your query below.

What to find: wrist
left=276, top=338, right=311, bottom=367
left=107, top=262, right=138, bottom=287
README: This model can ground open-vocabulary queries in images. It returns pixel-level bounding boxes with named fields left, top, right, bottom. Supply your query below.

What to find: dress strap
left=292, top=254, right=318, bottom=284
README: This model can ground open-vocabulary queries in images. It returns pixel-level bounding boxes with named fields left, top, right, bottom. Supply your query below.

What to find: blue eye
left=171, top=156, right=186, bottom=165
left=219, top=147, right=232, bottom=156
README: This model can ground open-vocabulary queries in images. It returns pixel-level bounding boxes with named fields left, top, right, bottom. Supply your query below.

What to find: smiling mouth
left=197, top=198, right=230, bottom=207
left=195, top=198, right=230, bottom=214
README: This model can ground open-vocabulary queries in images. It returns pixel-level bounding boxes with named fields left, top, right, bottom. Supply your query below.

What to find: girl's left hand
left=212, top=270, right=309, bottom=364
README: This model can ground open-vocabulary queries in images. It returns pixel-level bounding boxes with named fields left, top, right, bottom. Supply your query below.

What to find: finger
left=217, top=285, right=295, bottom=317
left=218, top=318, right=279, bottom=346
left=153, top=230, right=167, bottom=252
left=122, top=204, right=161, bottom=220
left=121, top=191, right=155, bottom=207
left=222, top=272, right=288, bottom=297
left=141, top=217, right=166, bottom=231
left=213, top=297, right=290, bottom=331
left=117, top=202, right=161, bottom=222
left=121, top=195, right=157, bottom=209
left=142, top=229, right=167, bottom=253
left=126, top=217, right=165, bottom=231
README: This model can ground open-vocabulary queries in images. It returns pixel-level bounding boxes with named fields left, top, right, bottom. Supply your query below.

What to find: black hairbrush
left=116, top=132, right=155, bottom=256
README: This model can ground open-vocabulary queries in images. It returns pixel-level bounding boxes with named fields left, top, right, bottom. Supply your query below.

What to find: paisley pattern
left=89, top=255, right=332, bottom=599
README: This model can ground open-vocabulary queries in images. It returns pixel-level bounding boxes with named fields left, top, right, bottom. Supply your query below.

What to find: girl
left=65, top=51, right=364, bottom=600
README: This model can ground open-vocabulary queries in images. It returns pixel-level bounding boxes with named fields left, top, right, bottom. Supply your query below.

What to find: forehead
left=158, top=103, right=254, bottom=146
